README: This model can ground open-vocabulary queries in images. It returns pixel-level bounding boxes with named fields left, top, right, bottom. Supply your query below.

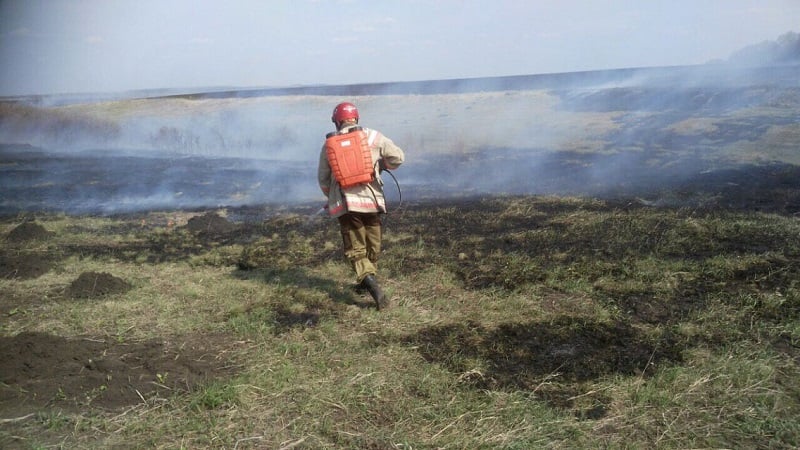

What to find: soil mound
left=66, top=271, right=131, bottom=298
left=5, top=221, right=52, bottom=243
left=186, top=212, right=236, bottom=234
left=0, top=331, right=237, bottom=413
left=0, top=253, right=52, bottom=279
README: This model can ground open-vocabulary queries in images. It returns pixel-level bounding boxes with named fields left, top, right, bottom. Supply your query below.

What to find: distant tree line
left=727, top=31, right=800, bottom=67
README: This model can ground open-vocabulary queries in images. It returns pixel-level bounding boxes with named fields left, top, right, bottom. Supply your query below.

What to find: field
left=2, top=186, right=799, bottom=448
left=2, top=64, right=800, bottom=448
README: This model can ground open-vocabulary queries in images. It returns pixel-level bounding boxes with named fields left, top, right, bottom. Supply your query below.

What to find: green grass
left=1, top=196, right=799, bottom=449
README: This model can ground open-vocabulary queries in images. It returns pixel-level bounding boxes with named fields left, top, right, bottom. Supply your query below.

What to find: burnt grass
left=1, top=164, right=799, bottom=439
left=388, top=196, right=798, bottom=410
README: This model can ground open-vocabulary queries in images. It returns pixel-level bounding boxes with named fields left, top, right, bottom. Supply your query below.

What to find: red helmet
left=331, top=102, right=359, bottom=124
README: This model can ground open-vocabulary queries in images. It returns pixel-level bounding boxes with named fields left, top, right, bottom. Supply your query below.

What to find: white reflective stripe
left=367, top=129, right=379, bottom=146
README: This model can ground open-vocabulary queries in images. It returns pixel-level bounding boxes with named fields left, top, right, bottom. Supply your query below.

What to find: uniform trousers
left=337, top=212, right=382, bottom=283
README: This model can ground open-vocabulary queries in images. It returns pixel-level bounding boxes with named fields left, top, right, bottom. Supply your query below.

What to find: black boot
left=361, top=275, right=389, bottom=310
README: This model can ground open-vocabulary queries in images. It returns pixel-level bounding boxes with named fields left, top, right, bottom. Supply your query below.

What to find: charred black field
left=2, top=63, right=800, bottom=448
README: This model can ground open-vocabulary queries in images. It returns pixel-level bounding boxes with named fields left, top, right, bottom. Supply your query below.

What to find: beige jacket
left=318, top=124, right=405, bottom=218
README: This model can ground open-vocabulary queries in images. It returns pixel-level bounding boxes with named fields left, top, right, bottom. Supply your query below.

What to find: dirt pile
left=185, top=212, right=236, bottom=234
left=4, top=221, right=53, bottom=242
left=2, top=222, right=56, bottom=279
left=66, top=271, right=131, bottom=298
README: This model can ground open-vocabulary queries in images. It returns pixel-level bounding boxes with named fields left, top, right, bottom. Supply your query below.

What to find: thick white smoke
left=1, top=59, right=799, bottom=214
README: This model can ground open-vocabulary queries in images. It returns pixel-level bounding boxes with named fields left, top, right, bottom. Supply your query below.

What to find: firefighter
left=318, top=102, right=405, bottom=310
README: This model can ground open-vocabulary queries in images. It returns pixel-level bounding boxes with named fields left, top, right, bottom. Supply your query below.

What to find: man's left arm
left=379, top=136, right=404, bottom=170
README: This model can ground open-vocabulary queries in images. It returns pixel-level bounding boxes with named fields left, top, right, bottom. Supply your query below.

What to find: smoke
left=726, top=31, right=800, bottom=67
left=0, top=96, right=332, bottom=159
left=0, top=145, right=320, bottom=214
left=1, top=59, right=799, bottom=215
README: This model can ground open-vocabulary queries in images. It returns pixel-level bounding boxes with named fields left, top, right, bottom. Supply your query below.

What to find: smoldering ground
left=1, top=63, right=799, bottom=216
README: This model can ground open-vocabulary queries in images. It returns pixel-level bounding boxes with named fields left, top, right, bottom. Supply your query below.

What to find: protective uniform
left=318, top=103, right=405, bottom=309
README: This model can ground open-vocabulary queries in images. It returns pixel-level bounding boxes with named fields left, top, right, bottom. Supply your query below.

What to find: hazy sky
left=1, top=0, right=798, bottom=96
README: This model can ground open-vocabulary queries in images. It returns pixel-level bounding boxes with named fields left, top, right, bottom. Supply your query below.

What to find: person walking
left=317, top=102, right=405, bottom=310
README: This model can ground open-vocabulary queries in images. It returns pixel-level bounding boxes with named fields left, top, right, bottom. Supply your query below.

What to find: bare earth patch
left=0, top=332, right=239, bottom=416
left=0, top=253, right=52, bottom=280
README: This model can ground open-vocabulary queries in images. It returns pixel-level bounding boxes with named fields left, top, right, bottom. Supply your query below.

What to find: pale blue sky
left=1, top=0, right=798, bottom=96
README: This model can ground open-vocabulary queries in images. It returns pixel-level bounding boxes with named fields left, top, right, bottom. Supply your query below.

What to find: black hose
left=382, top=169, right=402, bottom=211
left=380, top=169, right=402, bottom=230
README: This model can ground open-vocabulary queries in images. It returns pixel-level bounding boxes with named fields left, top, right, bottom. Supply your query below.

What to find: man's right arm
left=318, top=147, right=332, bottom=196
